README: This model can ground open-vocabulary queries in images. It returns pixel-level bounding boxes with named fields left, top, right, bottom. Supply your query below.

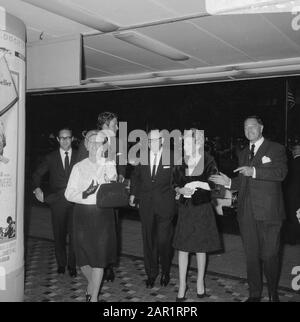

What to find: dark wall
left=26, top=77, right=287, bottom=148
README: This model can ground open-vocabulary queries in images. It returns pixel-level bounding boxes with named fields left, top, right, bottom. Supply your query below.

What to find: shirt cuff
left=252, top=167, right=256, bottom=179
left=225, top=179, right=231, bottom=189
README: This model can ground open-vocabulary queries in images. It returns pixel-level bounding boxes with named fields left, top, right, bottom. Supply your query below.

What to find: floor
left=23, top=206, right=300, bottom=302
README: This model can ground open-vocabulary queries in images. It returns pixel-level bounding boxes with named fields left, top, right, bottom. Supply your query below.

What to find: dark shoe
left=160, top=273, right=170, bottom=287
left=57, top=266, right=65, bottom=274
left=176, top=286, right=188, bottom=302
left=68, top=267, right=77, bottom=278
left=197, top=291, right=209, bottom=298
left=244, top=297, right=261, bottom=302
left=85, top=289, right=91, bottom=302
left=269, top=294, right=280, bottom=302
left=145, top=277, right=155, bottom=288
left=197, top=280, right=208, bottom=298
left=104, top=267, right=115, bottom=282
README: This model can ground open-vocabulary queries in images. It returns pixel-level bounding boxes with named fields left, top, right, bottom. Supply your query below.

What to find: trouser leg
left=257, top=221, right=282, bottom=297
left=156, top=214, right=174, bottom=275
left=239, top=212, right=263, bottom=298
left=140, top=210, right=158, bottom=279
left=50, top=200, right=68, bottom=268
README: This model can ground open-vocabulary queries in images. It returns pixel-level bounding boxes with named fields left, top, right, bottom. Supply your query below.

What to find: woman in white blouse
left=65, top=130, right=117, bottom=302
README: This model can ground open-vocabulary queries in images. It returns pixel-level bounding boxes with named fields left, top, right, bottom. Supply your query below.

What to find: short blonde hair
left=84, top=130, right=99, bottom=149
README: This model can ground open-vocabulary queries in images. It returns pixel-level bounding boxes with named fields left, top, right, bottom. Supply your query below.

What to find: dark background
left=24, top=76, right=300, bottom=236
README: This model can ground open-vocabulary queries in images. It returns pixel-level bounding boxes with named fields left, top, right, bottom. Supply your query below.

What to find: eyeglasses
left=59, top=136, right=72, bottom=140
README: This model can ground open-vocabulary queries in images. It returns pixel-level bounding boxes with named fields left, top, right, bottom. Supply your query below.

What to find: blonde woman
left=65, top=130, right=117, bottom=302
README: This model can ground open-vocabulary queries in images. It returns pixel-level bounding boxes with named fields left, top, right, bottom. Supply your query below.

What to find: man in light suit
left=129, top=129, right=176, bottom=288
left=210, top=116, right=287, bottom=302
left=32, top=127, right=77, bottom=277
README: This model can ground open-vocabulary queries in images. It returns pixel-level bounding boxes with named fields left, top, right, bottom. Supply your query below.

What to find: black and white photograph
left=0, top=0, right=300, bottom=308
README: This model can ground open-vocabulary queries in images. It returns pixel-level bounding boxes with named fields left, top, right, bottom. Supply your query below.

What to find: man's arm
left=32, top=155, right=50, bottom=202
left=129, top=164, right=141, bottom=206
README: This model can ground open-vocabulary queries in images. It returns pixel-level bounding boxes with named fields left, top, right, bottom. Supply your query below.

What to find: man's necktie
left=64, top=151, right=70, bottom=176
left=249, top=144, right=255, bottom=161
left=151, top=153, right=158, bottom=180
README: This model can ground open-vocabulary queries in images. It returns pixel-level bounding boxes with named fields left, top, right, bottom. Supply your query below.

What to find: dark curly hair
left=97, top=112, right=118, bottom=130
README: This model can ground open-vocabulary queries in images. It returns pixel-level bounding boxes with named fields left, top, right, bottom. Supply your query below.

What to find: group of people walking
left=33, top=112, right=290, bottom=302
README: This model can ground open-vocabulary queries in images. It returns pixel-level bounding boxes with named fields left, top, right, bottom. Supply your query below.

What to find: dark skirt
left=73, top=204, right=117, bottom=268
left=173, top=201, right=221, bottom=253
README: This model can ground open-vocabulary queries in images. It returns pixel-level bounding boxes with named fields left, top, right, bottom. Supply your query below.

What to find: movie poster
left=0, top=26, right=25, bottom=276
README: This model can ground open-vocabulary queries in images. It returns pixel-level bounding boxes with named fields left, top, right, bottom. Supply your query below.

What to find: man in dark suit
left=210, top=116, right=287, bottom=302
left=283, top=144, right=300, bottom=244
left=129, top=129, right=176, bottom=288
left=76, top=112, right=126, bottom=283
left=32, top=127, right=77, bottom=277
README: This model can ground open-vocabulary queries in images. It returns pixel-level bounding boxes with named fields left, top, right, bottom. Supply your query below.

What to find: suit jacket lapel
left=56, top=150, right=65, bottom=174
left=146, top=150, right=152, bottom=179
left=240, top=147, right=249, bottom=166
left=251, top=139, right=270, bottom=166
left=191, top=155, right=204, bottom=176
left=155, top=153, right=163, bottom=178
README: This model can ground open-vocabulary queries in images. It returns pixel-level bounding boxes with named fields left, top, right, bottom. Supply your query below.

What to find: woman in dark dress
left=173, top=129, right=221, bottom=301
left=65, top=130, right=117, bottom=302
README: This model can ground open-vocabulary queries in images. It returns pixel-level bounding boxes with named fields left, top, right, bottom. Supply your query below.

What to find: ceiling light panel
left=21, top=0, right=119, bottom=32
left=114, top=31, right=190, bottom=61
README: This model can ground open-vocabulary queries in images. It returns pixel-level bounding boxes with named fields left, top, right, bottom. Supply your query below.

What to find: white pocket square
left=163, top=166, right=170, bottom=169
left=262, top=156, right=271, bottom=164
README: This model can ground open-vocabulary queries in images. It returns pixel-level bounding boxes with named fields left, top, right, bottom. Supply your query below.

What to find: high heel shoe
left=197, top=291, right=209, bottom=298
left=197, top=280, right=208, bottom=298
left=176, top=286, right=188, bottom=302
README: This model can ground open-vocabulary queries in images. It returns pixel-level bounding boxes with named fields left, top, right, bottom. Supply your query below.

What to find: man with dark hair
left=210, top=116, right=287, bottom=302
left=32, top=127, right=77, bottom=277
left=97, top=111, right=118, bottom=131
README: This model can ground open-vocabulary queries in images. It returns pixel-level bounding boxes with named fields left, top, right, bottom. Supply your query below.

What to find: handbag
left=96, top=181, right=129, bottom=208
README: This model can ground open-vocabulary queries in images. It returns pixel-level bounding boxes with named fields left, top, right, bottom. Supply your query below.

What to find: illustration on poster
left=0, top=119, right=8, bottom=164
left=0, top=216, right=16, bottom=241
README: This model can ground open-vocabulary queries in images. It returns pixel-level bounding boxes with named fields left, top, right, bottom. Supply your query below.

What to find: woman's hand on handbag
left=82, top=180, right=99, bottom=199
left=178, top=187, right=194, bottom=196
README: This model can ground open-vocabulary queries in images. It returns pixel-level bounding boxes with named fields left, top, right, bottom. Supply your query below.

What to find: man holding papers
left=210, top=116, right=287, bottom=302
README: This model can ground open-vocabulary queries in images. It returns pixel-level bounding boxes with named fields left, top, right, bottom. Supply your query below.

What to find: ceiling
left=1, top=0, right=300, bottom=92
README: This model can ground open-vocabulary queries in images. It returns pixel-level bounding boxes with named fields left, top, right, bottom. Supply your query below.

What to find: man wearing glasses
left=32, top=127, right=77, bottom=277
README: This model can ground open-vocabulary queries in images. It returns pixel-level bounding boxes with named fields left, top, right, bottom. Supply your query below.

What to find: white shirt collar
left=60, top=148, right=72, bottom=163
left=150, top=148, right=162, bottom=163
left=249, top=137, right=264, bottom=154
